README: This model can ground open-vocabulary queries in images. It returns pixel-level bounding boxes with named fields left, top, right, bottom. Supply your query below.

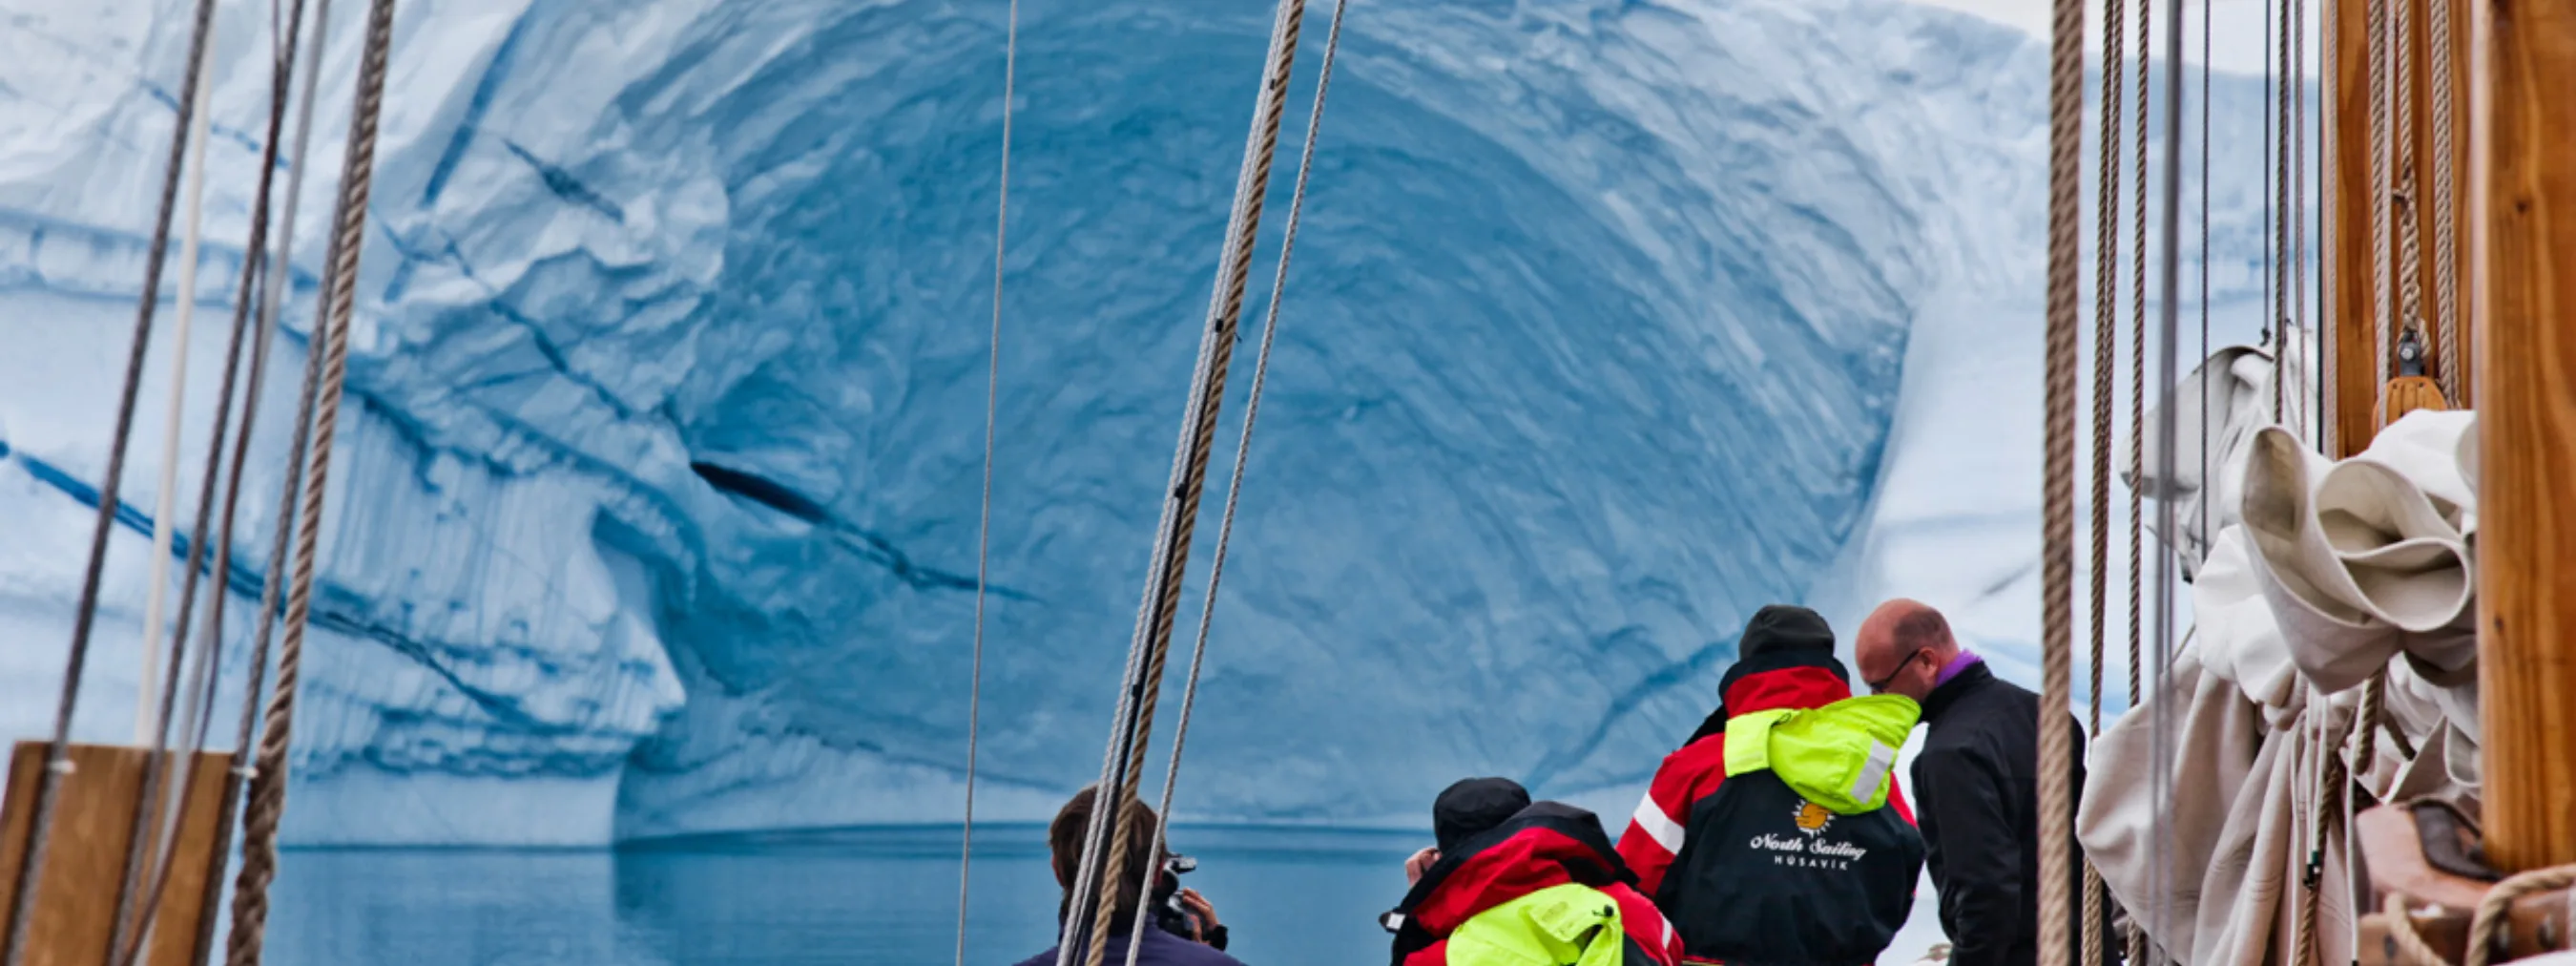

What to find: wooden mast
left=2469, top=0, right=2576, bottom=875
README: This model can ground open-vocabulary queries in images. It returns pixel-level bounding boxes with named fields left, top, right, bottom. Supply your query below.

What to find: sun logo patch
left=1793, top=799, right=1834, bottom=836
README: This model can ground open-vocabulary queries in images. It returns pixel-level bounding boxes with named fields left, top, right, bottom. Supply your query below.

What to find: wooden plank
left=2470, top=0, right=2576, bottom=874
left=0, top=743, right=233, bottom=966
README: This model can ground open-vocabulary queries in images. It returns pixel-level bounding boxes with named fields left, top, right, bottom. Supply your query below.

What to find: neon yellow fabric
left=1720, top=694, right=1921, bottom=814
left=1444, top=882, right=1626, bottom=966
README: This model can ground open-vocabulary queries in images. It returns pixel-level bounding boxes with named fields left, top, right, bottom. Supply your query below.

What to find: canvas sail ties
left=0, top=0, right=224, bottom=959
left=1117, top=6, right=1345, bottom=964
left=954, top=1, right=1018, bottom=961
left=1057, top=4, right=1311, bottom=964
left=223, top=0, right=400, bottom=961
left=2036, top=0, right=2088, bottom=965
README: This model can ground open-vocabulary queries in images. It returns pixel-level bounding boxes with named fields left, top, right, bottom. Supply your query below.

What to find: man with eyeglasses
left=1854, top=599, right=2100, bottom=966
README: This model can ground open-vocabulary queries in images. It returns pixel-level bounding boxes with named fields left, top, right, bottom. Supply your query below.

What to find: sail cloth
left=2082, top=335, right=2478, bottom=966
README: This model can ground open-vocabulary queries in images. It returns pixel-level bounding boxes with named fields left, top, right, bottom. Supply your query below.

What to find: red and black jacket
left=1387, top=801, right=1684, bottom=966
left=1615, top=653, right=1922, bottom=965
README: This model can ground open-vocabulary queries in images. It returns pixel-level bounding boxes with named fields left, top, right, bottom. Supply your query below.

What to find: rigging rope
left=190, top=0, right=329, bottom=956
left=135, top=14, right=226, bottom=748
left=2391, top=0, right=2426, bottom=395
left=1061, top=5, right=1310, bottom=964
left=114, top=4, right=321, bottom=961
left=1121, top=5, right=1346, bottom=963
left=955, top=2, right=1017, bottom=961
left=2276, top=0, right=2297, bottom=422
left=224, top=1, right=398, bottom=960
left=0, top=0, right=222, bottom=960
left=2370, top=0, right=2393, bottom=387
left=2426, top=0, right=2458, bottom=404
left=107, top=113, right=265, bottom=966
left=2036, top=0, right=2086, bottom=964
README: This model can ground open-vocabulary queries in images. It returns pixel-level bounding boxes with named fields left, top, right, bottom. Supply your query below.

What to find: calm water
left=263, top=826, right=1420, bottom=965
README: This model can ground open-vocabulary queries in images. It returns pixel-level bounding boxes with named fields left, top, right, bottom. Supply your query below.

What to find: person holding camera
left=1011, top=786, right=1246, bottom=966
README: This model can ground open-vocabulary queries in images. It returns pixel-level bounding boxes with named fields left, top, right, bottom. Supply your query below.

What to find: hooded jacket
left=1388, top=801, right=1684, bottom=966
left=1616, top=605, right=1926, bottom=966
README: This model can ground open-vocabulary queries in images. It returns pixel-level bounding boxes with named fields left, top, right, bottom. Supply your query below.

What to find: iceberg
left=0, top=0, right=2293, bottom=846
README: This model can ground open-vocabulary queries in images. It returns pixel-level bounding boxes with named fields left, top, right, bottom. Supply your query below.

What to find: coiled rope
left=224, top=0, right=399, bottom=960
left=955, top=1, right=1017, bottom=962
left=0, top=1, right=223, bottom=961
left=2036, top=0, right=2086, bottom=963
left=1119, top=4, right=1345, bottom=965
left=1059, top=5, right=1310, bottom=964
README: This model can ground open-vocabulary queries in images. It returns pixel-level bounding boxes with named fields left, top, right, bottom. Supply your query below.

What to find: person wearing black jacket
left=1855, top=598, right=2098, bottom=966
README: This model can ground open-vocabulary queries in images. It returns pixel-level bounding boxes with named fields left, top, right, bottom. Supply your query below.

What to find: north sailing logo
left=1750, top=799, right=1869, bottom=870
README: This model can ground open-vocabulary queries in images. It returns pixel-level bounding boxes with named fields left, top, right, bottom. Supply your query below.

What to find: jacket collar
left=1688, top=660, right=1853, bottom=744
left=1918, top=659, right=1996, bottom=725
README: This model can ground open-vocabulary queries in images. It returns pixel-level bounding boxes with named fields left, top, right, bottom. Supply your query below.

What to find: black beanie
left=1738, top=603, right=1836, bottom=658
left=1432, top=777, right=1531, bottom=853
left=1688, top=604, right=1849, bottom=743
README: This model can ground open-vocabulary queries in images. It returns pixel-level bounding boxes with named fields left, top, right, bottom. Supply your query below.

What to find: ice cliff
left=0, top=0, right=2292, bottom=845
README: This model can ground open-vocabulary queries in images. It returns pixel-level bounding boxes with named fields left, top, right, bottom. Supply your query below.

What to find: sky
left=1916, top=0, right=2327, bottom=77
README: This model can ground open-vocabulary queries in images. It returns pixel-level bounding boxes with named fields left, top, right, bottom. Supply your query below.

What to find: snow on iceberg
left=0, top=0, right=2291, bottom=845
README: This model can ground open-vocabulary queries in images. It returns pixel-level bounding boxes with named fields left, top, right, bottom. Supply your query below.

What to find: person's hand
left=1404, top=847, right=1440, bottom=885
left=1176, top=888, right=1220, bottom=941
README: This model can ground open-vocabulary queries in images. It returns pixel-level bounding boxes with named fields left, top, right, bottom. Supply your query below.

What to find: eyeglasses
left=1863, top=648, right=1927, bottom=695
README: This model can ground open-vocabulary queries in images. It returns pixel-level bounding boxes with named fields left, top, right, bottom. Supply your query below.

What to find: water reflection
left=266, top=826, right=1418, bottom=964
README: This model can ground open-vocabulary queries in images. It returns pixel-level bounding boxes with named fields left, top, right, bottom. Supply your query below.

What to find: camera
left=1150, top=853, right=1226, bottom=950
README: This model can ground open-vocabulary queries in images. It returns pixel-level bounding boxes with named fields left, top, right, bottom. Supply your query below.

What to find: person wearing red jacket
left=1385, top=778, right=1684, bottom=966
left=1616, top=604, right=1925, bottom=966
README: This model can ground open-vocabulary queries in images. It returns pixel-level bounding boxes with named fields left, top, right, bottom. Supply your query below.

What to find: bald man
left=1853, top=599, right=2095, bottom=966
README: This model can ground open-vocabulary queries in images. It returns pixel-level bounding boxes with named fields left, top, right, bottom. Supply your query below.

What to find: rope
left=2087, top=0, right=2121, bottom=774
left=2035, top=0, right=2085, bottom=962
left=2197, top=0, right=2212, bottom=570
left=2392, top=0, right=2426, bottom=387
left=2382, top=893, right=2456, bottom=966
left=114, top=4, right=320, bottom=962
left=1121, top=8, right=1345, bottom=964
left=223, top=0, right=398, bottom=959
left=2295, top=709, right=2351, bottom=966
left=192, top=4, right=332, bottom=957
left=2267, top=0, right=2287, bottom=422
left=106, top=124, right=265, bottom=966
left=0, top=0, right=221, bottom=960
left=1065, top=4, right=1309, bottom=963
left=2427, top=0, right=2458, bottom=403
left=954, top=2, right=1016, bottom=961
left=2354, top=667, right=2390, bottom=786
left=135, top=10, right=227, bottom=747
left=2147, top=0, right=2187, bottom=952
left=2370, top=0, right=2393, bottom=386
left=2464, top=866, right=2576, bottom=966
